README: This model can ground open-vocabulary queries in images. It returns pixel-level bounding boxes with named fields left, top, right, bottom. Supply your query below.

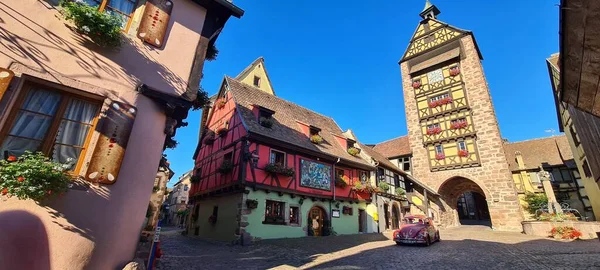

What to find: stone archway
left=438, top=177, right=491, bottom=227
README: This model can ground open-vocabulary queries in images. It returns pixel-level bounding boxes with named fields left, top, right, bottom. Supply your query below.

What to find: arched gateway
left=438, top=177, right=491, bottom=227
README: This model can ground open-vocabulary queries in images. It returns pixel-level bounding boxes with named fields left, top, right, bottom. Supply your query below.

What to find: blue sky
left=166, top=0, right=561, bottom=185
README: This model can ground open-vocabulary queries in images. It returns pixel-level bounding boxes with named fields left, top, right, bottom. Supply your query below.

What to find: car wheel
left=436, top=232, right=441, bottom=242
left=396, top=241, right=402, bottom=246
left=425, top=236, right=431, bottom=246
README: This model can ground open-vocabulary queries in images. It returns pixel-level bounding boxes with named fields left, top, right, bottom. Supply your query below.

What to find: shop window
left=82, top=0, right=137, bottom=30
left=0, top=83, right=100, bottom=173
left=289, top=206, right=300, bottom=225
left=264, top=200, right=285, bottom=225
left=253, top=76, right=261, bottom=87
left=269, top=149, right=286, bottom=166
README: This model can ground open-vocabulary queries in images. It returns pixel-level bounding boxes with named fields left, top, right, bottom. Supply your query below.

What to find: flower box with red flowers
left=458, top=150, right=469, bottom=157
left=216, top=98, right=226, bottom=109
left=449, top=66, right=460, bottom=76
left=428, top=97, right=453, bottom=108
left=435, top=153, right=445, bottom=160
left=204, top=131, right=216, bottom=145
left=450, top=121, right=468, bottom=129
left=426, top=127, right=442, bottom=135
left=412, top=80, right=422, bottom=89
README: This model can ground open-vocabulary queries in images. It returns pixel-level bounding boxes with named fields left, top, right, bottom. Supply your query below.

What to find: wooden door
left=309, top=207, right=324, bottom=236
left=358, top=209, right=366, bottom=233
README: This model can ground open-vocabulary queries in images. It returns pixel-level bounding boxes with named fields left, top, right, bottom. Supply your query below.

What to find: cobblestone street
left=156, top=226, right=600, bottom=270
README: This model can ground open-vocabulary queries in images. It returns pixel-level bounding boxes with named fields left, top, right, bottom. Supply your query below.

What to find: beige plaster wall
left=0, top=0, right=208, bottom=269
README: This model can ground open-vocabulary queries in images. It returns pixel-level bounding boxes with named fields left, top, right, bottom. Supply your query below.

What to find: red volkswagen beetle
left=393, top=215, right=440, bottom=246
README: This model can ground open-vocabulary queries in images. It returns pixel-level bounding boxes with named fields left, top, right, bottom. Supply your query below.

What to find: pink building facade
left=0, top=0, right=242, bottom=269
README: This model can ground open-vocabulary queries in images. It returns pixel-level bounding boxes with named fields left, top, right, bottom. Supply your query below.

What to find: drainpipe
left=331, top=157, right=340, bottom=235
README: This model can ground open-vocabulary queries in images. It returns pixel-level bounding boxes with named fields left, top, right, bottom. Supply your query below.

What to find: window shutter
left=86, top=101, right=137, bottom=184
left=0, top=68, right=14, bottom=101
left=137, top=0, right=174, bottom=48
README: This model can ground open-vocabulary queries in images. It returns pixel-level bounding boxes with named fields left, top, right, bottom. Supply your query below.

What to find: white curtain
left=53, top=99, right=98, bottom=170
left=0, top=88, right=61, bottom=157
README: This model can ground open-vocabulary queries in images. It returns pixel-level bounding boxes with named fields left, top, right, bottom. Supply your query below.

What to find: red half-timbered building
left=188, top=58, right=378, bottom=243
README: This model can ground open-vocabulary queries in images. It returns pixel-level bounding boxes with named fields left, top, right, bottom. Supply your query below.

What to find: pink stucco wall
left=0, top=0, right=207, bottom=269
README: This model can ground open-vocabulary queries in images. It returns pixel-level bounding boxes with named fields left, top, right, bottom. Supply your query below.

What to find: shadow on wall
left=0, top=1, right=188, bottom=96
left=0, top=210, right=51, bottom=270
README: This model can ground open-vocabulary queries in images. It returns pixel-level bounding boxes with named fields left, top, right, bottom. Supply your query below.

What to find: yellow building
left=504, top=136, right=595, bottom=221
left=546, top=54, right=600, bottom=220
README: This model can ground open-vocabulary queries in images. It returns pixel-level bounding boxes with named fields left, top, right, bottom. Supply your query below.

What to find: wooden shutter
left=86, top=101, right=137, bottom=185
left=0, top=68, right=14, bottom=101
left=137, top=0, right=174, bottom=48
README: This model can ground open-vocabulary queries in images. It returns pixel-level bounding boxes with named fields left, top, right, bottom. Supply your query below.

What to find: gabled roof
left=226, top=77, right=373, bottom=168
left=373, top=135, right=412, bottom=158
left=235, top=57, right=276, bottom=95
left=503, top=135, right=574, bottom=171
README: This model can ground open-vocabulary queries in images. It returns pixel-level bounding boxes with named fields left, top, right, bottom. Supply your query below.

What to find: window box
left=216, top=127, right=228, bottom=137
left=395, top=187, right=406, bottom=197
left=216, top=98, right=226, bottom=109
left=310, top=134, right=323, bottom=144
left=347, top=147, right=360, bottom=157
left=260, top=117, right=274, bottom=128
left=426, top=127, right=442, bottom=135
left=412, top=80, right=422, bottom=89
left=60, top=1, right=123, bottom=48
left=428, top=97, right=453, bottom=108
left=378, top=182, right=390, bottom=192
left=435, top=153, right=445, bottom=160
left=204, top=131, right=216, bottom=145
left=0, top=151, right=71, bottom=201
left=450, top=121, right=468, bottom=129
left=335, top=175, right=349, bottom=188
left=458, top=150, right=469, bottom=157
left=264, top=163, right=295, bottom=177
left=217, top=160, right=233, bottom=174
left=449, top=66, right=460, bottom=76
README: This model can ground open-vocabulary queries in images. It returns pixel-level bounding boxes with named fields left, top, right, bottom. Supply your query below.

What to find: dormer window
left=253, top=76, right=261, bottom=87
left=346, top=139, right=360, bottom=157
left=309, top=126, right=323, bottom=144
left=257, top=106, right=275, bottom=128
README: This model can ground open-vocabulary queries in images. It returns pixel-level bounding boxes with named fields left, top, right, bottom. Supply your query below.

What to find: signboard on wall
left=137, top=0, right=174, bottom=48
left=300, top=159, right=332, bottom=191
left=332, top=210, right=340, bottom=218
left=0, top=68, right=14, bottom=101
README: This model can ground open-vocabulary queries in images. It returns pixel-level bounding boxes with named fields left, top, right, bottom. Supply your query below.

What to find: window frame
left=269, top=149, right=286, bottom=166
left=87, top=0, right=139, bottom=32
left=264, top=200, right=286, bottom=225
left=457, top=141, right=467, bottom=151
left=289, top=206, right=300, bottom=225
left=429, top=93, right=450, bottom=102
left=435, top=145, right=444, bottom=155
left=253, top=76, right=261, bottom=87
left=0, top=81, right=101, bottom=175
left=427, top=123, right=441, bottom=130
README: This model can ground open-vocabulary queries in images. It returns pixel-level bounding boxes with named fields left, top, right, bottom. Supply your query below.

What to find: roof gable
left=226, top=77, right=372, bottom=168
left=235, top=57, right=276, bottom=96
left=400, top=18, right=477, bottom=63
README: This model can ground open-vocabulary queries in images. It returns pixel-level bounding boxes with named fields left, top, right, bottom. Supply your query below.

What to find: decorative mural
left=300, top=159, right=332, bottom=191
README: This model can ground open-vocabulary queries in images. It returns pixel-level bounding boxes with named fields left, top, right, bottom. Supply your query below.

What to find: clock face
left=427, top=69, right=444, bottom=84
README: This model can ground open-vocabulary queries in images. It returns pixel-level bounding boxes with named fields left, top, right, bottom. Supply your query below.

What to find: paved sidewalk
left=156, top=226, right=600, bottom=270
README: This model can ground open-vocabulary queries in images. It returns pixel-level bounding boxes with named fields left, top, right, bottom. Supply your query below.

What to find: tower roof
left=420, top=0, right=441, bottom=19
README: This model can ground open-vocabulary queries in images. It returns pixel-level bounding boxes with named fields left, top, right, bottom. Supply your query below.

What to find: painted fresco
left=300, top=159, right=332, bottom=191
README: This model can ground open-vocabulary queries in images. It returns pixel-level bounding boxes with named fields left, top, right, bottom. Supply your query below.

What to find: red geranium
left=1, top=188, right=7, bottom=195
left=426, top=127, right=442, bottom=135
left=7, top=156, right=17, bottom=162
left=17, top=176, right=25, bottom=183
left=435, top=153, right=445, bottom=160
left=458, top=150, right=469, bottom=157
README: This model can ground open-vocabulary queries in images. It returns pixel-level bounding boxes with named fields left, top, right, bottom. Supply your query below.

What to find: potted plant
left=335, top=175, right=349, bottom=188
left=352, top=182, right=365, bottom=192
left=458, top=150, right=469, bottom=157
left=260, top=117, right=274, bottom=128
left=310, top=134, right=323, bottom=144
left=395, top=187, right=406, bottom=197
left=60, top=1, right=123, bottom=48
left=216, top=98, right=226, bottom=109
left=217, top=160, right=233, bottom=174
left=549, top=226, right=582, bottom=240
left=435, top=153, right=445, bottom=160
left=378, top=182, right=390, bottom=192
left=246, top=199, right=258, bottom=209
left=264, top=163, right=295, bottom=177
left=426, top=127, right=442, bottom=135
left=412, top=80, right=422, bottom=89
left=0, top=151, right=71, bottom=202
left=216, top=127, right=228, bottom=137
left=347, top=147, right=360, bottom=157
left=449, top=66, right=460, bottom=76
left=204, top=131, right=216, bottom=145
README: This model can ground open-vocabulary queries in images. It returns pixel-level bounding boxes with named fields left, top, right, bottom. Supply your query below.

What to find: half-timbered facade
left=398, top=1, right=522, bottom=231
left=189, top=59, right=379, bottom=243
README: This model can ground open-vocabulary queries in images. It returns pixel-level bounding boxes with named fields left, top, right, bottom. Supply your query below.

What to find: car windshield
left=405, top=217, right=426, bottom=224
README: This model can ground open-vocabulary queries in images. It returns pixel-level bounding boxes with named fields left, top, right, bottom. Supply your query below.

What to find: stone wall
left=400, top=35, right=523, bottom=231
